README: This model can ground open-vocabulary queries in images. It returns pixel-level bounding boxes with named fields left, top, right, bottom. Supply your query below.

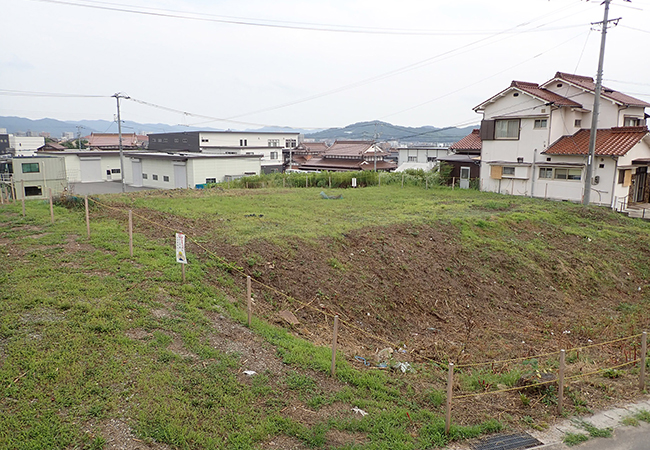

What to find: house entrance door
left=634, top=167, right=647, bottom=202
left=459, top=166, right=471, bottom=189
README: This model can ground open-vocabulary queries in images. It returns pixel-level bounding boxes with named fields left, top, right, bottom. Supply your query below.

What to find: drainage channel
left=471, top=432, right=543, bottom=450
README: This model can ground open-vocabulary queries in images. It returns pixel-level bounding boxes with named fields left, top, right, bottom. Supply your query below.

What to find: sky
left=2, top=0, right=650, bottom=132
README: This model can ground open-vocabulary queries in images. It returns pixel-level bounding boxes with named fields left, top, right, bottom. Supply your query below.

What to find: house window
left=152, top=174, right=158, bottom=181
left=268, top=139, right=280, bottom=147
left=22, top=163, right=39, bottom=173
left=206, top=178, right=216, bottom=183
left=408, top=156, right=417, bottom=162
left=495, top=119, right=520, bottom=139
left=201, top=138, right=209, bottom=143
left=427, top=156, right=437, bottom=162
left=618, top=169, right=626, bottom=184
left=502, top=166, right=515, bottom=176
left=534, top=119, right=547, bottom=129
left=286, top=139, right=297, bottom=148
left=599, top=163, right=605, bottom=169
left=240, top=139, right=247, bottom=146
left=574, top=119, right=582, bottom=128
left=163, top=175, right=169, bottom=182
left=624, top=117, right=642, bottom=126
left=24, top=185, right=42, bottom=196
left=539, top=168, right=553, bottom=178
left=142, top=173, right=148, bottom=179
left=111, top=168, right=120, bottom=174
left=270, top=151, right=278, bottom=160
left=554, top=168, right=582, bottom=180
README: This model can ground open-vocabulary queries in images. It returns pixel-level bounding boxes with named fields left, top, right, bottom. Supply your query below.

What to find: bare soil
left=89, top=203, right=650, bottom=434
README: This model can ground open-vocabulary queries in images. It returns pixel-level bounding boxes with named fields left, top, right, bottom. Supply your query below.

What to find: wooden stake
left=11, top=177, right=16, bottom=204
left=378, top=173, right=381, bottom=187
left=21, top=180, right=25, bottom=217
left=0, top=185, right=4, bottom=204
left=401, top=173, right=404, bottom=188
left=306, top=176, right=308, bottom=188
left=182, top=262, right=186, bottom=283
left=49, top=188, right=54, bottom=223
left=85, top=195, right=90, bottom=238
left=283, top=176, right=286, bottom=188
left=247, top=275, right=252, bottom=327
left=558, top=349, right=566, bottom=415
left=331, top=315, right=339, bottom=377
left=329, top=176, right=331, bottom=189
left=426, top=178, right=428, bottom=190
left=452, top=177, right=455, bottom=190
left=640, top=332, right=647, bottom=391
left=128, top=209, right=134, bottom=258
left=445, top=362, right=454, bottom=434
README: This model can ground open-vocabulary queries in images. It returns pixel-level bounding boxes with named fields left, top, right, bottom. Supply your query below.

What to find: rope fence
left=7, top=193, right=649, bottom=435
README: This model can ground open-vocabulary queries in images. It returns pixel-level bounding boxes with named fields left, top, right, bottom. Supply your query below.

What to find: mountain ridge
left=0, top=116, right=477, bottom=144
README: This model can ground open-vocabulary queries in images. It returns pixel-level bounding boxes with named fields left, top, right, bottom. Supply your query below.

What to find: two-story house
left=475, top=72, right=650, bottom=207
left=148, top=131, right=301, bottom=174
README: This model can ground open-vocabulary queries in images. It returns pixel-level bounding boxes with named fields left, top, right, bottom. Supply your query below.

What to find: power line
left=28, top=0, right=590, bottom=36
left=212, top=4, right=596, bottom=123
left=0, top=89, right=109, bottom=98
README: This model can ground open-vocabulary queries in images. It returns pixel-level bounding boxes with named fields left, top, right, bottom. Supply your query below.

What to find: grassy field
left=2, top=183, right=650, bottom=449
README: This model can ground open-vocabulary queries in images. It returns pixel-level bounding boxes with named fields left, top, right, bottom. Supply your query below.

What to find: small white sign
left=352, top=177, right=357, bottom=188
left=176, top=233, right=187, bottom=264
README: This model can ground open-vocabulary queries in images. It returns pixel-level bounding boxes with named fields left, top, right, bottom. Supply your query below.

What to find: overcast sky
left=2, top=0, right=650, bottom=131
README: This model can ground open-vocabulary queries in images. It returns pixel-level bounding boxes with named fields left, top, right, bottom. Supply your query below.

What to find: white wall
left=140, top=158, right=176, bottom=189
left=188, top=157, right=261, bottom=186
left=199, top=132, right=300, bottom=149
left=397, top=148, right=449, bottom=166
left=9, top=136, right=45, bottom=157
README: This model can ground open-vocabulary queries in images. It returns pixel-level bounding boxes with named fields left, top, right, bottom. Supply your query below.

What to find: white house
left=123, top=152, right=262, bottom=189
left=475, top=72, right=650, bottom=206
left=395, top=145, right=450, bottom=172
left=147, top=131, right=301, bottom=174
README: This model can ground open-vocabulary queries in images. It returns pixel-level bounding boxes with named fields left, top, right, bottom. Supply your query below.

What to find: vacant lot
left=2, top=184, right=649, bottom=449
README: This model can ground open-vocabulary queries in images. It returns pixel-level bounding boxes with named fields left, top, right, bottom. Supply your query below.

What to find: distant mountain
left=0, top=116, right=477, bottom=144
left=0, top=116, right=318, bottom=138
left=305, top=121, right=477, bottom=144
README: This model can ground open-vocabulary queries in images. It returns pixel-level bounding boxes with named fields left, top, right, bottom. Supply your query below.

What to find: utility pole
left=373, top=121, right=379, bottom=172
left=583, top=0, right=625, bottom=205
left=76, top=125, right=84, bottom=150
left=112, top=92, right=130, bottom=193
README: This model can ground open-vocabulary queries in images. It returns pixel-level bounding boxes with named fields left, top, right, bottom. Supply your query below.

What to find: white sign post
left=176, top=233, right=187, bottom=283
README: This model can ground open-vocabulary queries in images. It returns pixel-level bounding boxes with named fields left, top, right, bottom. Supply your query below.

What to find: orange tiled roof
left=450, top=129, right=482, bottom=151
left=544, top=126, right=649, bottom=156
left=548, top=72, right=650, bottom=108
left=300, top=157, right=396, bottom=171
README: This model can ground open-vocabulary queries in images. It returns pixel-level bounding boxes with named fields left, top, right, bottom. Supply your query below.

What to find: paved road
left=565, top=422, right=650, bottom=449
left=70, top=181, right=151, bottom=195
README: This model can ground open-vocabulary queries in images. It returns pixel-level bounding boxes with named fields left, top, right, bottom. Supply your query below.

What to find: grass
left=3, top=184, right=650, bottom=449
left=1, top=198, right=505, bottom=449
